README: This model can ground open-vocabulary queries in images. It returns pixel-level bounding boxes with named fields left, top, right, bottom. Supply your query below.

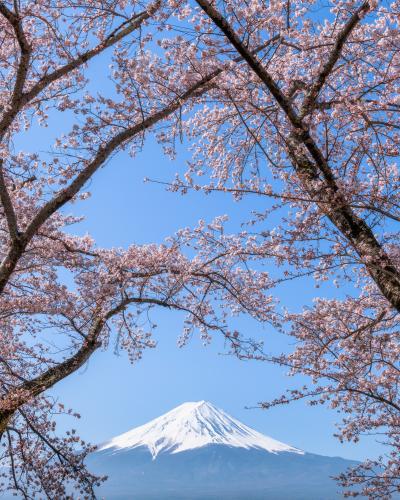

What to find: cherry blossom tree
left=157, top=0, right=399, bottom=497
left=0, top=0, right=276, bottom=497
left=2, top=0, right=400, bottom=498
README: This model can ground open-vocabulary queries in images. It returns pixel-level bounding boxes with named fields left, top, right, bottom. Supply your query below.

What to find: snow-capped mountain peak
left=99, top=400, right=303, bottom=459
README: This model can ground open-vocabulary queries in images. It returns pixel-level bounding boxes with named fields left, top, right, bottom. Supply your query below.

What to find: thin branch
left=0, top=3, right=161, bottom=140
left=300, top=1, right=370, bottom=117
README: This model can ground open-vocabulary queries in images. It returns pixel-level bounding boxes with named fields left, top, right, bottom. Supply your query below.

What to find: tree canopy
left=0, top=0, right=398, bottom=497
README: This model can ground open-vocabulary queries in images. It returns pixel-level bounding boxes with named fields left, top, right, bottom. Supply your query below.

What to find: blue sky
left=16, top=41, right=381, bottom=464
left=43, top=135, right=379, bottom=462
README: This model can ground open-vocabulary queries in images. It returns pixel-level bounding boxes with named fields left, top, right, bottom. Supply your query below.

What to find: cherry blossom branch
left=0, top=160, right=19, bottom=242
left=0, top=1, right=32, bottom=119
left=0, top=295, right=169, bottom=435
left=0, top=271, right=243, bottom=436
left=196, top=0, right=400, bottom=313
left=0, top=76, right=213, bottom=293
left=0, top=39, right=273, bottom=295
left=0, top=2, right=161, bottom=140
left=18, top=408, right=97, bottom=497
left=194, top=0, right=302, bottom=127
left=300, top=1, right=370, bottom=117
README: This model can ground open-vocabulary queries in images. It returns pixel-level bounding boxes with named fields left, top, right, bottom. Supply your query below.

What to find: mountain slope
left=88, top=401, right=359, bottom=499
left=99, top=400, right=302, bottom=458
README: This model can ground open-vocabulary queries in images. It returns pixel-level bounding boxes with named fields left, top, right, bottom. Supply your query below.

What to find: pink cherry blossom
left=1, top=0, right=400, bottom=497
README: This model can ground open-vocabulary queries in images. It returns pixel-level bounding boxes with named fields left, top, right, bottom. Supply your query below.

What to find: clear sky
left=17, top=50, right=380, bottom=464
left=45, top=135, right=378, bottom=463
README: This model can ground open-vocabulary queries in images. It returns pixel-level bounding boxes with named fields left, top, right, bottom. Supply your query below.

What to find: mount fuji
left=87, top=401, right=359, bottom=499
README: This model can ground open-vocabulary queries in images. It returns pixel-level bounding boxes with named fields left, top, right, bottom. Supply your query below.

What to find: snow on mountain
left=99, top=400, right=303, bottom=459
